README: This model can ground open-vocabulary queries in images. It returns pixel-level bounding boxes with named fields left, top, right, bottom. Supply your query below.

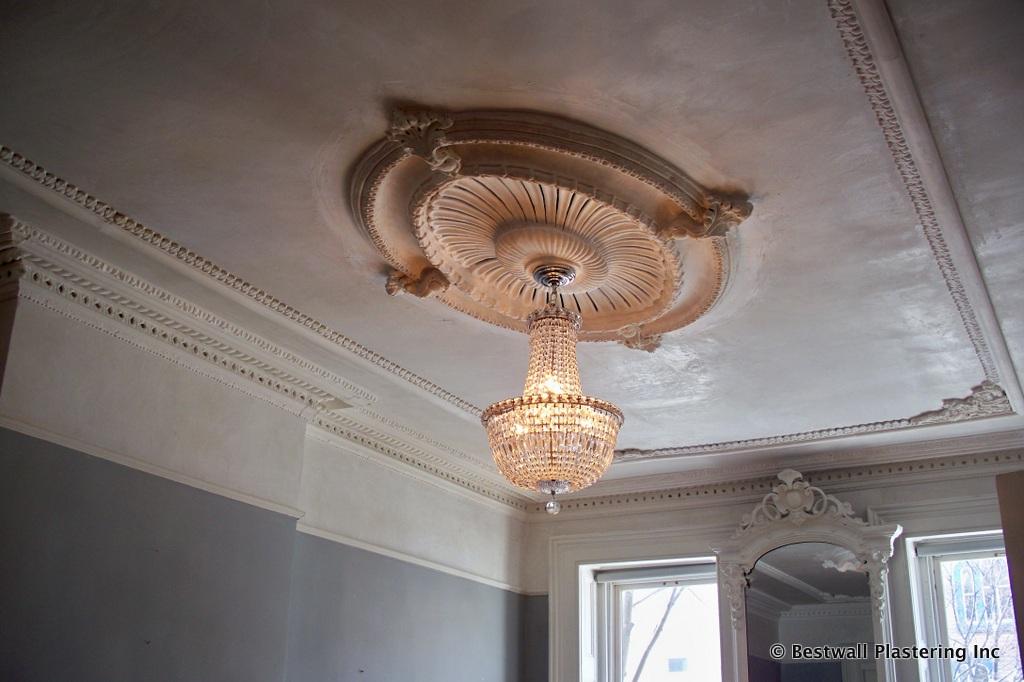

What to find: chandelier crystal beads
left=482, top=266, right=623, bottom=513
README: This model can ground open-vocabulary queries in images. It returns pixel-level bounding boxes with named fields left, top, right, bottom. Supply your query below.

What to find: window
left=909, top=532, right=1022, bottom=682
left=592, top=563, right=720, bottom=682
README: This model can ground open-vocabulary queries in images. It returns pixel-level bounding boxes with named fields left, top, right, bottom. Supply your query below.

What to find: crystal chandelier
left=482, top=265, right=624, bottom=514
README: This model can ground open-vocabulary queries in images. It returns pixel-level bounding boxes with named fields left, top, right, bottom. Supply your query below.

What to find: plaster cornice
left=531, top=445, right=1024, bottom=517
left=0, top=145, right=483, bottom=417
left=1, top=214, right=530, bottom=510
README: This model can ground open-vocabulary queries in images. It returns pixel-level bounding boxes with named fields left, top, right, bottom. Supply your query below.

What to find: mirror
left=712, top=470, right=901, bottom=682
left=745, top=542, right=876, bottom=682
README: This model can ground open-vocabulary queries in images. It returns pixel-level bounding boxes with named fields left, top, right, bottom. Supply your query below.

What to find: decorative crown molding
left=585, top=0, right=1019, bottom=466
left=1, top=214, right=529, bottom=510
left=828, top=0, right=999, bottom=384
left=528, top=445, right=1024, bottom=516
left=616, top=381, right=1014, bottom=463
left=0, top=145, right=483, bottom=417
left=0, top=84, right=1014, bottom=476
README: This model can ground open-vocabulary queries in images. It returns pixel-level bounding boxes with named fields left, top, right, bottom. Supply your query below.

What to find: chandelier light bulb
left=482, top=266, right=623, bottom=502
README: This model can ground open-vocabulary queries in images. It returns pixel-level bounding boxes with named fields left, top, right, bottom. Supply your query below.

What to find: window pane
left=939, top=555, right=1022, bottom=681
left=619, top=583, right=720, bottom=682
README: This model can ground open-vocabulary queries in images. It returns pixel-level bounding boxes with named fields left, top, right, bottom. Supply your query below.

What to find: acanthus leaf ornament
left=616, top=324, right=662, bottom=352
left=386, top=109, right=462, bottom=175
left=909, top=380, right=1012, bottom=425
left=700, top=198, right=754, bottom=238
left=384, top=266, right=450, bottom=298
left=658, top=196, right=753, bottom=240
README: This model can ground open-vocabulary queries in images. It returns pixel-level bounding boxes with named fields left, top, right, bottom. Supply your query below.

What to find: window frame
left=592, top=561, right=719, bottom=682
left=907, top=530, right=1009, bottom=682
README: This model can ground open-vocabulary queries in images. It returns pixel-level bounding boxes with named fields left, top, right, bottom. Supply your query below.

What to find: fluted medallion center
left=416, top=174, right=678, bottom=322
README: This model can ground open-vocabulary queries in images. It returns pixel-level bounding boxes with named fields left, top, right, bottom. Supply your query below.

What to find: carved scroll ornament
left=739, top=468, right=861, bottom=532
left=909, top=380, right=1012, bottom=425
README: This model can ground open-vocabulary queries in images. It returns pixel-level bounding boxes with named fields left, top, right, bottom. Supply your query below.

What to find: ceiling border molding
left=528, top=446, right=1024, bottom=516
left=828, top=0, right=1008, bottom=389
left=353, top=405, right=491, bottom=470
left=616, top=381, right=1013, bottom=463
left=0, top=145, right=483, bottom=418
left=1, top=214, right=529, bottom=510
left=1, top=212, right=376, bottom=405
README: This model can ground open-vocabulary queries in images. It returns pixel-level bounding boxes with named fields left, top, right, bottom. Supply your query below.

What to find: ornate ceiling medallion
left=351, top=108, right=752, bottom=350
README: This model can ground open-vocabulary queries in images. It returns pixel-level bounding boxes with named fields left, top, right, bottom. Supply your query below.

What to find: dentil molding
left=527, top=445, right=1024, bottom=517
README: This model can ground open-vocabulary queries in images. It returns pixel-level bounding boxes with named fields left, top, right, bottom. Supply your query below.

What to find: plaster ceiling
left=0, top=0, right=1020, bottom=499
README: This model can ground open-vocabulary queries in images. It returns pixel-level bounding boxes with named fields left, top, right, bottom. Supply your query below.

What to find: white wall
left=298, top=428, right=526, bottom=591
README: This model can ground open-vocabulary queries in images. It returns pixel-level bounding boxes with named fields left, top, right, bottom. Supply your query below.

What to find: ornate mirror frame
left=712, top=470, right=903, bottom=682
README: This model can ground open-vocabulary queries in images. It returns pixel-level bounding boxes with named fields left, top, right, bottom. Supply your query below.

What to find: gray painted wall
left=0, top=427, right=297, bottom=682
left=520, top=594, right=549, bottom=682
left=284, top=533, right=538, bottom=682
left=0, top=428, right=548, bottom=681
